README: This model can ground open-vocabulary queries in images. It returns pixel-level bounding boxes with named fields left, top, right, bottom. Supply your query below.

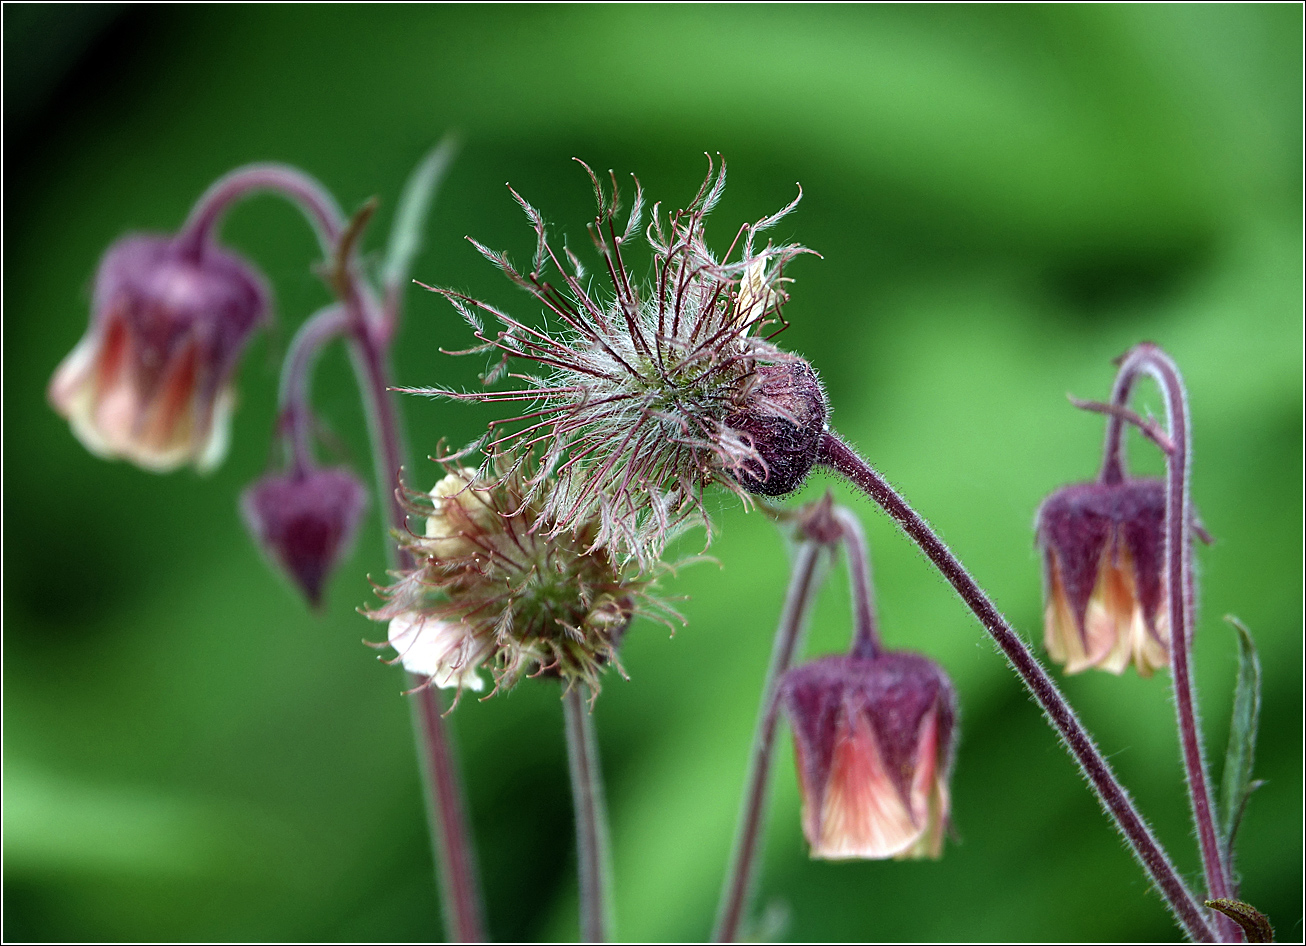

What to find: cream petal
left=195, top=386, right=235, bottom=474
left=813, top=711, right=923, bottom=860
left=387, top=613, right=487, bottom=692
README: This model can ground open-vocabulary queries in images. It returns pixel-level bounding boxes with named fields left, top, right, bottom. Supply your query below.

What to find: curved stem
left=276, top=304, right=349, bottom=475
left=1111, top=344, right=1237, bottom=941
left=818, top=430, right=1217, bottom=943
left=1099, top=362, right=1141, bottom=486
left=564, top=685, right=614, bottom=943
left=176, top=163, right=345, bottom=259
left=833, top=506, right=880, bottom=660
left=714, top=539, right=826, bottom=943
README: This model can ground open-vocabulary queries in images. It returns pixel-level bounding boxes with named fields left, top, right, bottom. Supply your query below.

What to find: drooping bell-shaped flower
left=778, top=651, right=957, bottom=860
left=241, top=466, right=368, bottom=609
left=49, top=234, right=268, bottom=472
left=1036, top=478, right=1170, bottom=676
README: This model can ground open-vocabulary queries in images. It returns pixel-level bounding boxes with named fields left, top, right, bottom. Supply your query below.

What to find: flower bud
left=49, top=234, right=268, bottom=472
left=778, top=651, right=957, bottom=860
left=241, top=466, right=368, bottom=609
left=726, top=359, right=828, bottom=497
left=1036, top=478, right=1170, bottom=676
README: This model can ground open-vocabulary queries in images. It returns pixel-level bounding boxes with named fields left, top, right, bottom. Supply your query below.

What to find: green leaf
left=1218, top=615, right=1263, bottom=868
left=382, top=132, right=459, bottom=293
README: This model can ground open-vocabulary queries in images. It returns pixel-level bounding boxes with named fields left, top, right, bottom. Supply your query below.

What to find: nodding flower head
left=241, top=466, right=369, bottom=610
left=49, top=234, right=269, bottom=473
left=415, top=157, right=822, bottom=564
left=779, top=651, right=957, bottom=861
left=1036, top=478, right=1171, bottom=676
left=367, top=456, right=670, bottom=697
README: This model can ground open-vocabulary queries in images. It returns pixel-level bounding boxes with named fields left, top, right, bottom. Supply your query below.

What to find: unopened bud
left=726, top=359, right=828, bottom=496
left=242, top=466, right=368, bottom=609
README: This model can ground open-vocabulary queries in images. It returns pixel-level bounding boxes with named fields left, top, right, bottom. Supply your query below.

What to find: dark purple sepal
left=1035, top=478, right=1166, bottom=635
left=242, top=466, right=369, bottom=609
left=93, top=234, right=269, bottom=407
left=726, top=359, right=828, bottom=497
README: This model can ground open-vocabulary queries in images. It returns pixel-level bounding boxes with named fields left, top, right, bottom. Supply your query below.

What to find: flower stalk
left=713, top=531, right=829, bottom=943
left=1101, top=344, right=1238, bottom=942
left=181, top=162, right=487, bottom=941
left=336, top=210, right=488, bottom=942
left=564, top=685, right=614, bottom=943
left=276, top=304, right=350, bottom=473
left=817, top=430, right=1217, bottom=943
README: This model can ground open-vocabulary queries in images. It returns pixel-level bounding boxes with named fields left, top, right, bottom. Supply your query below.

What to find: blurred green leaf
left=382, top=133, right=459, bottom=294
left=1218, top=615, right=1264, bottom=868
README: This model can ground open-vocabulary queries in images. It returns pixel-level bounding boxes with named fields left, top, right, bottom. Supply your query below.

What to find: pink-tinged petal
left=896, top=706, right=948, bottom=861
left=50, top=233, right=267, bottom=474
left=1037, top=478, right=1180, bottom=678
left=1042, top=557, right=1077, bottom=667
left=1131, top=578, right=1170, bottom=677
left=195, top=387, right=235, bottom=474
left=388, top=613, right=489, bottom=692
left=813, top=709, right=922, bottom=860
left=47, top=333, right=99, bottom=416
left=898, top=776, right=950, bottom=861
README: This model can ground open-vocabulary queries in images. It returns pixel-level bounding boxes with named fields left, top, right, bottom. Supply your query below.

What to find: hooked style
left=416, top=158, right=822, bottom=564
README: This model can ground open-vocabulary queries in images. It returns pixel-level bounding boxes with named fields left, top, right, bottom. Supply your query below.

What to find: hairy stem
left=176, top=163, right=345, bottom=259
left=276, top=304, right=349, bottom=474
left=346, top=295, right=486, bottom=942
left=564, top=686, right=614, bottom=943
left=818, top=431, right=1216, bottom=943
left=1109, top=344, right=1237, bottom=941
left=714, top=539, right=827, bottom=943
left=833, top=506, right=880, bottom=660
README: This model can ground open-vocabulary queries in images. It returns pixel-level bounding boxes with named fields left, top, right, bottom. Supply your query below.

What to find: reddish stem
left=818, top=431, right=1216, bottom=943
left=832, top=506, right=880, bottom=660
left=564, top=685, right=614, bottom=942
left=1106, top=344, right=1238, bottom=942
left=713, top=539, right=827, bottom=942
left=186, top=162, right=486, bottom=940
left=346, top=287, right=486, bottom=942
left=176, top=163, right=345, bottom=259
left=276, top=304, right=349, bottom=475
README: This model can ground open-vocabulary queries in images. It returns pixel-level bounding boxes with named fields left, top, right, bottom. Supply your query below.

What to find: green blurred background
left=4, top=5, right=1300, bottom=942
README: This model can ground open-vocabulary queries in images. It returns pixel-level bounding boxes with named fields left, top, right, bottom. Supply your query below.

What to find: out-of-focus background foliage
left=4, top=5, right=1300, bottom=942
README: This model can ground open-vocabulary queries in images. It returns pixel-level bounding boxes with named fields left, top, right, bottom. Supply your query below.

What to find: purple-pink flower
left=49, top=234, right=268, bottom=472
left=779, top=651, right=957, bottom=860
left=242, top=466, right=368, bottom=609
left=1036, top=478, right=1170, bottom=676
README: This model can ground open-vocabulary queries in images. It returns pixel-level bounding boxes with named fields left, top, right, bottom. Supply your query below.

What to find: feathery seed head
left=416, top=157, right=822, bottom=564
